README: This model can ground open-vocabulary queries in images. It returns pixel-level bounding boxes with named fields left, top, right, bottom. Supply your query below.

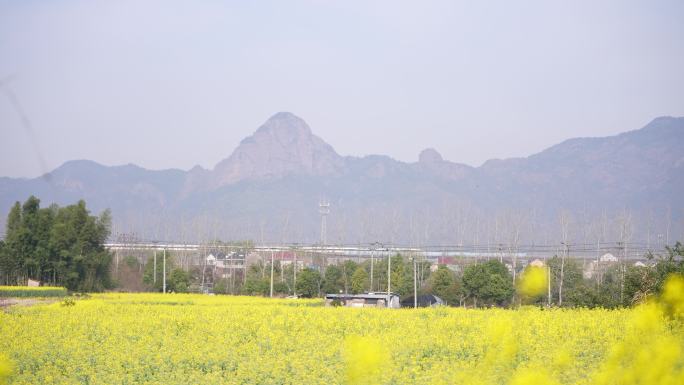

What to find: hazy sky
left=1, top=0, right=683, bottom=178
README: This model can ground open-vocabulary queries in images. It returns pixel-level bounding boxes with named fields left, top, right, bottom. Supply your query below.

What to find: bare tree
left=665, top=206, right=672, bottom=246
left=616, top=209, right=633, bottom=304
left=558, top=210, right=572, bottom=306
left=503, top=209, right=527, bottom=283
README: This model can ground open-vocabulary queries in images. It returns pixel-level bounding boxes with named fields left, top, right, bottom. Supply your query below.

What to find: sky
left=1, top=0, right=683, bottom=178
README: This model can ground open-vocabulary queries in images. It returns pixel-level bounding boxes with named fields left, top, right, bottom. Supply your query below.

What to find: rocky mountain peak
left=253, top=112, right=313, bottom=142
left=210, top=112, right=345, bottom=186
left=419, top=148, right=443, bottom=163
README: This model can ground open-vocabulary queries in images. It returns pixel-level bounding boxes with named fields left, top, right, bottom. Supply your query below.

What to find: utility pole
left=658, top=234, right=664, bottom=252
left=387, top=246, right=391, bottom=307
left=293, top=249, right=297, bottom=297
left=547, top=265, right=551, bottom=307
left=618, top=241, right=625, bottom=304
left=370, top=247, right=374, bottom=292
left=229, top=251, right=234, bottom=295
left=596, top=239, right=600, bottom=288
left=162, top=248, right=166, bottom=293
left=153, top=250, right=157, bottom=284
left=270, top=248, right=275, bottom=298
left=558, top=211, right=570, bottom=307
left=559, top=242, right=568, bottom=306
left=413, top=255, right=417, bottom=309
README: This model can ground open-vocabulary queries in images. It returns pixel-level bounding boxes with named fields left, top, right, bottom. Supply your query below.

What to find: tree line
left=0, top=196, right=113, bottom=291
left=233, top=244, right=684, bottom=309
left=2, top=195, right=681, bottom=305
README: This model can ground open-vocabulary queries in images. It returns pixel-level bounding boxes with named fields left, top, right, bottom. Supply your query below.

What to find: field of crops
left=0, top=286, right=67, bottom=298
left=1, top=284, right=683, bottom=385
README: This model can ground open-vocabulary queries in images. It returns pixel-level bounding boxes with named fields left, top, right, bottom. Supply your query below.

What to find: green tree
left=564, top=283, right=601, bottom=308
left=241, top=263, right=270, bottom=296
left=213, top=278, right=231, bottom=294
left=462, top=260, right=514, bottom=307
left=242, top=277, right=270, bottom=296
left=0, top=241, right=7, bottom=285
left=1, top=202, right=23, bottom=284
left=322, top=265, right=343, bottom=294
left=340, top=260, right=358, bottom=294
left=18, top=197, right=41, bottom=280
left=296, top=268, right=322, bottom=298
left=168, top=268, right=190, bottom=293
left=481, top=273, right=515, bottom=306
left=371, top=254, right=408, bottom=294
left=273, top=281, right=289, bottom=295
left=654, top=242, right=684, bottom=292
left=6, top=202, right=22, bottom=234
left=548, top=257, right=584, bottom=307
left=1, top=196, right=112, bottom=291
left=391, top=258, right=414, bottom=297
left=427, top=265, right=463, bottom=306
left=623, top=265, right=658, bottom=305
left=351, top=267, right=368, bottom=294
left=51, top=201, right=112, bottom=291
left=615, top=243, right=684, bottom=307
left=281, top=264, right=297, bottom=295
left=595, top=265, right=622, bottom=308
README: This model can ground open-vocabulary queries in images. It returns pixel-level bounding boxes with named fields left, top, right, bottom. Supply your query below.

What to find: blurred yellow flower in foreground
left=662, top=274, right=684, bottom=316
left=0, top=353, right=13, bottom=385
left=344, top=336, right=390, bottom=385
left=517, top=266, right=548, bottom=298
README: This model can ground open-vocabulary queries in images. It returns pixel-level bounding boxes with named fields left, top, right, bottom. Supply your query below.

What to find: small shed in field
left=325, top=293, right=401, bottom=308
left=400, top=294, right=444, bottom=308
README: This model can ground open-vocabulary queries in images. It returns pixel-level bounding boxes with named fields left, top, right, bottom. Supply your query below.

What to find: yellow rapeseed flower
left=0, top=293, right=682, bottom=384
left=509, top=366, right=560, bottom=385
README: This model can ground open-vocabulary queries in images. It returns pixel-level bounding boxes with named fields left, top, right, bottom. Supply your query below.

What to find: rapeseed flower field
left=1, top=278, right=683, bottom=385
left=0, top=286, right=67, bottom=298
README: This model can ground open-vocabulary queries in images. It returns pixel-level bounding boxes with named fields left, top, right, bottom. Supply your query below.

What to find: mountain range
left=1, top=113, right=683, bottom=245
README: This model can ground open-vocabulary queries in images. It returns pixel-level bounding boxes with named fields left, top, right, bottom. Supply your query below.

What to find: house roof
left=400, top=294, right=444, bottom=307
left=325, top=293, right=400, bottom=300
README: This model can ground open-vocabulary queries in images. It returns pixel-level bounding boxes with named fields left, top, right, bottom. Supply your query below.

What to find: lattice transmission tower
left=319, top=200, right=330, bottom=245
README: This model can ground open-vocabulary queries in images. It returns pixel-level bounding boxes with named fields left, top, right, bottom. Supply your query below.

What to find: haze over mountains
left=1, top=113, right=683, bottom=246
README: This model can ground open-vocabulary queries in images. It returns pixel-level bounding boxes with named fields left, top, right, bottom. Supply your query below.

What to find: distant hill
left=1, top=113, right=682, bottom=245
